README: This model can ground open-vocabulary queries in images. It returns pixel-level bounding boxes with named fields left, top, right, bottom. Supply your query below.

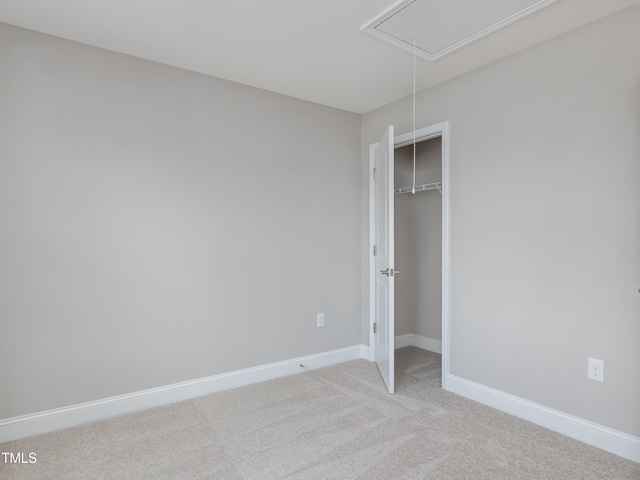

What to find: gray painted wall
left=0, top=23, right=361, bottom=419
left=362, top=6, right=640, bottom=437
left=394, top=140, right=442, bottom=340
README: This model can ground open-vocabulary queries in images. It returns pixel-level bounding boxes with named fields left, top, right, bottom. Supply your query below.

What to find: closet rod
left=395, top=181, right=442, bottom=195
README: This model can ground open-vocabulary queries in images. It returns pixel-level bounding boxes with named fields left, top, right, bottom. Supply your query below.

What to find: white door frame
left=368, top=121, right=451, bottom=390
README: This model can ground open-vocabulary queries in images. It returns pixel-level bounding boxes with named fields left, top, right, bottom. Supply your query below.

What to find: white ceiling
left=0, top=0, right=638, bottom=114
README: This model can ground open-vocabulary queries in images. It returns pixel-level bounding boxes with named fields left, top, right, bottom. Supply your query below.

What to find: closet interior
left=394, top=136, right=443, bottom=386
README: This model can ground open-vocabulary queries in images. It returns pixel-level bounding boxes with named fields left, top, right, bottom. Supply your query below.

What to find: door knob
left=380, top=268, right=399, bottom=277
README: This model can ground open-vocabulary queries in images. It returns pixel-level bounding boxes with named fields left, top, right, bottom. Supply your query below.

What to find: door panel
left=374, top=126, right=395, bottom=394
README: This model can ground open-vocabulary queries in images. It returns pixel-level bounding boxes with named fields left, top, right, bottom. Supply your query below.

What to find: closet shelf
left=395, top=181, right=442, bottom=195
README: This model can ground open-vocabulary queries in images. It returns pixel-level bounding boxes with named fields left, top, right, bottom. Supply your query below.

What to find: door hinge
left=373, top=245, right=377, bottom=256
left=373, top=322, right=377, bottom=334
left=373, top=167, right=377, bottom=179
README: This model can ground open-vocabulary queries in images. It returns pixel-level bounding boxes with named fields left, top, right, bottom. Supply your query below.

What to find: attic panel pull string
left=398, top=37, right=442, bottom=197
left=412, top=36, right=416, bottom=194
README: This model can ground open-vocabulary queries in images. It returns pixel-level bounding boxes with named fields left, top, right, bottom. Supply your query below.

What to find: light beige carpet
left=1, top=347, right=638, bottom=479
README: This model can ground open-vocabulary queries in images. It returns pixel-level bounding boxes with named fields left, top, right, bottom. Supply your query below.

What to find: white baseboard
left=0, top=345, right=366, bottom=444
left=360, top=344, right=371, bottom=361
left=395, top=334, right=442, bottom=354
left=447, top=374, right=640, bottom=464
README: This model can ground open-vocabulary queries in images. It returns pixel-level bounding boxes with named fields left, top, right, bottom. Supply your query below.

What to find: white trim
left=447, top=375, right=640, bottom=464
left=395, top=334, right=442, bottom=354
left=368, top=121, right=451, bottom=390
left=0, top=345, right=366, bottom=444
left=361, top=0, right=558, bottom=62
left=440, top=121, right=451, bottom=391
left=360, top=344, right=371, bottom=361
left=368, top=144, right=377, bottom=362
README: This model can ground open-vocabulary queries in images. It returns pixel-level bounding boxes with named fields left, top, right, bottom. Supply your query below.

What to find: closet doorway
left=395, top=136, right=444, bottom=391
left=368, top=122, right=450, bottom=394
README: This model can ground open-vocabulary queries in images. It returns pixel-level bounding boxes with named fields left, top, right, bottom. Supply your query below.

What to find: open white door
left=374, top=126, right=395, bottom=394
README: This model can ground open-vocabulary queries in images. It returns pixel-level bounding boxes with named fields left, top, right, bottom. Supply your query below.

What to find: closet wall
left=394, top=138, right=442, bottom=343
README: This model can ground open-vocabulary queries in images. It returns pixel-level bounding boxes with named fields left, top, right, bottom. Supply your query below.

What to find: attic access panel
left=362, top=0, right=558, bottom=61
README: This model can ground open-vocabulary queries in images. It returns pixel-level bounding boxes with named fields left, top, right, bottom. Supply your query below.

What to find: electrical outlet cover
left=588, top=357, right=605, bottom=383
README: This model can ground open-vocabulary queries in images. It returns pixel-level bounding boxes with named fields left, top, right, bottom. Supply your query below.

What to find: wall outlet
left=587, top=357, right=604, bottom=383
left=316, top=313, right=325, bottom=328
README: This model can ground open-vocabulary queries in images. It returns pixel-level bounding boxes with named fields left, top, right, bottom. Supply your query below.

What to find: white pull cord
left=412, top=37, right=416, bottom=194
